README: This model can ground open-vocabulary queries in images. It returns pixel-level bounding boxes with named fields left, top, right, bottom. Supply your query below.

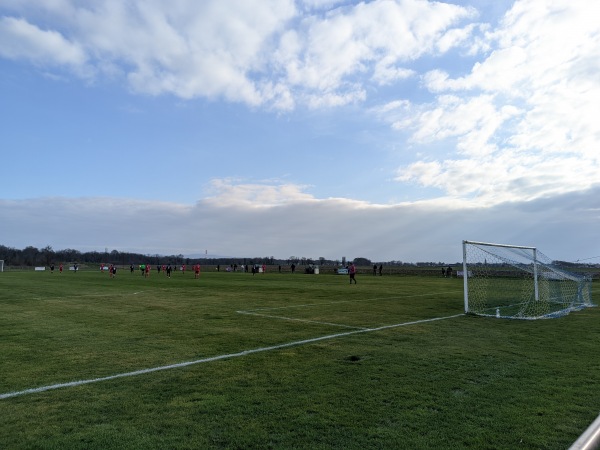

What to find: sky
left=1, top=0, right=599, bottom=264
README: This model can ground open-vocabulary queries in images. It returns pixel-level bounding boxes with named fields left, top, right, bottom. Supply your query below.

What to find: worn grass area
left=1, top=269, right=599, bottom=449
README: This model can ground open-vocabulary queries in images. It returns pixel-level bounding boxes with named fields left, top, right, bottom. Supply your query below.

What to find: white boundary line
left=0, top=313, right=463, bottom=400
left=237, top=290, right=463, bottom=329
left=236, top=310, right=368, bottom=329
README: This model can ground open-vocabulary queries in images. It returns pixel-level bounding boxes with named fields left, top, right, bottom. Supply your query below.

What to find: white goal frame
left=462, top=241, right=539, bottom=314
left=462, top=240, right=593, bottom=319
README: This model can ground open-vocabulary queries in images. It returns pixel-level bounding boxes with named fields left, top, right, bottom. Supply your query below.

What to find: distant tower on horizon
left=342, top=257, right=346, bottom=266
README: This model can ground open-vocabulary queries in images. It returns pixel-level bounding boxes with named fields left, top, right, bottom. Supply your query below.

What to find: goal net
left=462, top=240, right=594, bottom=319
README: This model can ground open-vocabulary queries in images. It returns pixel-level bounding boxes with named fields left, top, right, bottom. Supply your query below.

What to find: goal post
left=0, top=260, right=3, bottom=272
left=462, top=240, right=594, bottom=319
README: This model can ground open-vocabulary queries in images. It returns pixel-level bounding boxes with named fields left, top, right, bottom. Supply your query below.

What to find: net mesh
left=463, top=241, right=594, bottom=319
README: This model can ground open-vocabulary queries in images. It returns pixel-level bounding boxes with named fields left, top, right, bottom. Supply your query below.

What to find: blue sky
left=1, top=0, right=599, bottom=263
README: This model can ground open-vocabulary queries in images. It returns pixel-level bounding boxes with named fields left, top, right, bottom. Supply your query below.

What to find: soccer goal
left=462, top=240, right=594, bottom=319
left=0, top=260, right=3, bottom=272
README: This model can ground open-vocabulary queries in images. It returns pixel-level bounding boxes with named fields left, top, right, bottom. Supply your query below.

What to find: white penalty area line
left=236, top=290, right=464, bottom=329
left=0, top=313, right=463, bottom=401
left=236, top=310, right=368, bottom=330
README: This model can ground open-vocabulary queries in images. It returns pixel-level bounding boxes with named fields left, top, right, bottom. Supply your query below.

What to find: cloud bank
left=1, top=181, right=598, bottom=263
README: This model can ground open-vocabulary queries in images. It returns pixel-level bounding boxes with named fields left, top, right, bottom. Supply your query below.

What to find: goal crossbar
left=463, top=240, right=536, bottom=251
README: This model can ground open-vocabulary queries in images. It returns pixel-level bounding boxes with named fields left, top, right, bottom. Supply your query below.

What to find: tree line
left=0, top=245, right=369, bottom=268
left=0, top=244, right=458, bottom=268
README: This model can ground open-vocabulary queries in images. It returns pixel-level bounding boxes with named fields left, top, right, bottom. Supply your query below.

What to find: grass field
left=1, top=268, right=599, bottom=449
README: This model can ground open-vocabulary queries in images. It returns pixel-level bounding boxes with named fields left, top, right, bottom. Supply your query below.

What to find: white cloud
left=281, top=0, right=474, bottom=106
left=0, top=16, right=87, bottom=69
left=435, top=23, right=477, bottom=54
left=204, top=179, right=315, bottom=207
left=0, top=0, right=474, bottom=109
left=388, top=0, right=600, bottom=205
left=372, top=64, right=414, bottom=86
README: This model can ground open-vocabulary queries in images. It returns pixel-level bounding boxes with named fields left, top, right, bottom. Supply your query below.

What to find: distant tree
left=110, top=250, right=120, bottom=263
left=0, top=245, right=17, bottom=265
left=42, top=245, right=55, bottom=265
left=84, top=251, right=103, bottom=263
left=22, top=246, right=40, bottom=266
left=61, top=248, right=82, bottom=263
left=354, top=257, right=372, bottom=266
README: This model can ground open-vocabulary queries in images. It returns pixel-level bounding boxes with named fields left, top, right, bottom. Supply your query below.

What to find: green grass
left=1, top=269, right=599, bottom=449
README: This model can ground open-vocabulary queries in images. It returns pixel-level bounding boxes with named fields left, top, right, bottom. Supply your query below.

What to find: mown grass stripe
left=0, top=313, right=462, bottom=400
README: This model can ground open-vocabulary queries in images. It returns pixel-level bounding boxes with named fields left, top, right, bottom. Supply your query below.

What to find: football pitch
left=1, top=269, right=599, bottom=449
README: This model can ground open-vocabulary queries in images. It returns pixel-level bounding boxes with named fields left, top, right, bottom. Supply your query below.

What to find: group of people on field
left=126, top=263, right=187, bottom=278
left=90, top=261, right=400, bottom=286
left=49, top=264, right=64, bottom=274
left=100, top=263, right=272, bottom=278
left=372, top=264, right=383, bottom=276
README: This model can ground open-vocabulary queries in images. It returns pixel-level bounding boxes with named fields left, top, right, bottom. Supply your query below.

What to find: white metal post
left=533, top=248, right=539, bottom=301
left=569, top=413, right=600, bottom=450
left=462, top=241, right=469, bottom=313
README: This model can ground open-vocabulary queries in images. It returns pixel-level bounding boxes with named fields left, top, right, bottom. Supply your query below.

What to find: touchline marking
left=0, top=313, right=463, bottom=400
left=236, top=310, right=367, bottom=329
